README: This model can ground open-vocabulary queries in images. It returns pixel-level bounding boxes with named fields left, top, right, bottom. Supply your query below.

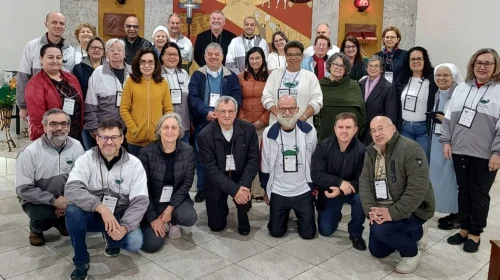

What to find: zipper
left=147, top=80, right=151, bottom=143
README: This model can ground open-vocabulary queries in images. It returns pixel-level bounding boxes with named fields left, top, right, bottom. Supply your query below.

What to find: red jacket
left=25, top=70, right=84, bottom=140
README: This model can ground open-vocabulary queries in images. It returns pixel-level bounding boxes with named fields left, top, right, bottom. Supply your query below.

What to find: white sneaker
left=417, top=222, right=428, bottom=251
left=396, top=250, right=422, bottom=274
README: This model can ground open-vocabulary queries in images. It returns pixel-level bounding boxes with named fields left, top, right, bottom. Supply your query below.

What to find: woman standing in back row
left=375, top=26, right=408, bottom=84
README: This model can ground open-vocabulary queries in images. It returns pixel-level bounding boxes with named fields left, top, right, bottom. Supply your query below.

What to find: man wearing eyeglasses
left=261, top=95, right=318, bottom=240
left=123, top=16, right=153, bottom=65
left=16, top=108, right=84, bottom=247
left=197, top=96, right=259, bottom=236
left=65, top=119, right=148, bottom=280
left=311, top=112, right=367, bottom=250
left=301, top=35, right=332, bottom=79
left=359, top=116, right=435, bottom=274
left=303, top=23, right=340, bottom=58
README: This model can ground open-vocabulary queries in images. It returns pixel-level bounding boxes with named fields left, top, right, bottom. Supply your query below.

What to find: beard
left=277, top=113, right=298, bottom=129
left=48, top=131, right=68, bottom=147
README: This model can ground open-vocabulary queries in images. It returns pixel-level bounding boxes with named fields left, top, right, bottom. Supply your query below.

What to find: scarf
left=313, top=55, right=326, bottom=79
left=365, top=76, right=381, bottom=100
left=383, top=47, right=398, bottom=70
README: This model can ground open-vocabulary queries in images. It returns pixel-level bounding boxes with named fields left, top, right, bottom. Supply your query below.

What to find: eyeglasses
left=48, top=122, right=69, bottom=128
left=369, top=125, right=393, bottom=135
left=164, top=52, right=179, bottom=57
left=89, top=46, right=104, bottom=51
left=332, top=63, right=345, bottom=69
left=410, top=57, right=424, bottom=62
left=278, top=107, right=297, bottom=113
left=140, top=60, right=155, bottom=66
left=216, top=109, right=236, bottom=116
left=344, top=45, right=357, bottom=50
left=475, top=61, right=495, bottom=69
left=161, top=125, right=179, bottom=131
left=435, top=74, right=452, bottom=78
left=125, top=24, right=139, bottom=29
left=97, top=135, right=122, bottom=142
left=316, top=43, right=328, bottom=48
left=285, top=53, right=302, bottom=58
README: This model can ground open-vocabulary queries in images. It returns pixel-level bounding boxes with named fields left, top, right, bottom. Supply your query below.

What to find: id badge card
left=171, top=89, right=182, bottom=104
left=102, top=195, right=118, bottom=213
left=209, top=93, right=220, bottom=108
left=278, top=89, right=290, bottom=98
left=225, top=155, right=236, bottom=171
left=457, top=107, right=476, bottom=128
left=384, top=72, right=394, bottom=83
left=374, top=180, right=388, bottom=200
left=63, top=98, right=75, bottom=115
left=115, top=91, right=123, bottom=107
left=283, top=155, right=298, bottom=172
left=159, top=186, right=174, bottom=203
left=404, top=95, right=417, bottom=112
left=433, top=123, right=442, bottom=134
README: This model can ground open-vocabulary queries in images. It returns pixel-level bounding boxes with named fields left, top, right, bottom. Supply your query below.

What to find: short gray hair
left=105, top=38, right=125, bottom=52
left=42, top=108, right=70, bottom=126
left=326, top=52, right=352, bottom=76
left=155, top=112, right=185, bottom=140
left=205, top=43, right=223, bottom=55
left=211, top=10, right=225, bottom=20
left=215, top=96, right=238, bottom=112
left=367, top=55, right=384, bottom=71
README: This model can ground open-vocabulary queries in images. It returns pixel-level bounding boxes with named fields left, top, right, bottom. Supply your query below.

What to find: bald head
left=370, top=116, right=396, bottom=149
left=45, top=12, right=66, bottom=39
left=124, top=17, right=140, bottom=40
left=316, top=23, right=330, bottom=38
left=278, top=95, right=298, bottom=108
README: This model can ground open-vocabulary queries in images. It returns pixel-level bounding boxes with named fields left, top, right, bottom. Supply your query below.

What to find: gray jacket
left=65, top=147, right=149, bottom=232
left=16, top=135, right=84, bottom=205
left=161, top=67, right=191, bottom=131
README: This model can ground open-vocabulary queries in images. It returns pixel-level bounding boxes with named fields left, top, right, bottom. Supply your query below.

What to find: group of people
left=13, top=8, right=500, bottom=280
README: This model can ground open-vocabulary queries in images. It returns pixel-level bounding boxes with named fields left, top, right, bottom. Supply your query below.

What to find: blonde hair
left=74, top=23, right=97, bottom=43
left=465, top=48, right=500, bottom=83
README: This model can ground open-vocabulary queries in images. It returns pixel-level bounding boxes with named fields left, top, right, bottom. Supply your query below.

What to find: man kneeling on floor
left=64, top=119, right=149, bottom=280
left=359, top=116, right=435, bottom=274
left=311, top=112, right=367, bottom=250
left=261, top=95, right=317, bottom=239
left=16, top=108, right=84, bottom=246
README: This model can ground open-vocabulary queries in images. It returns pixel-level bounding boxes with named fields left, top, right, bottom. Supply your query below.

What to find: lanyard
left=464, top=84, right=490, bottom=110
left=207, top=72, right=223, bottom=93
left=280, top=128, right=298, bottom=154
left=165, top=68, right=182, bottom=90
left=405, top=77, right=424, bottom=98
left=98, top=154, right=123, bottom=197
left=280, top=69, right=300, bottom=88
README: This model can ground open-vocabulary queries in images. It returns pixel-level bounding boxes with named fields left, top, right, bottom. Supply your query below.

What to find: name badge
left=384, top=72, right=394, bottom=83
left=433, top=123, right=442, bottom=134
left=159, top=186, right=174, bottom=203
left=209, top=93, right=220, bottom=108
left=115, top=91, right=123, bottom=107
left=374, top=180, right=388, bottom=200
left=283, top=155, right=298, bottom=172
left=63, top=98, right=75, bottom=115
left=457, top=107, right=476, bottom=128
left=102, top=195, right=118, bottom=214
left=404, top=95, right=417, bottom=112
left=278, top=89, right=290, bottom=98
left=225, top=155, right=236, bottom=171
left=171, top=89, right=182, bottom=104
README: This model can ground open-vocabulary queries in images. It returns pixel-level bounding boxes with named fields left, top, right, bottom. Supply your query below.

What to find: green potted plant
left=0, top=78, right=17, bottom=151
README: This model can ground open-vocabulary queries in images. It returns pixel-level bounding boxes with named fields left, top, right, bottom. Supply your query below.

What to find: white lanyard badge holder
left=458, top=85, right=489, bottom=129
left=403, top=78, right=424, bottom=113
left=281, top=130, right=298, bottom=173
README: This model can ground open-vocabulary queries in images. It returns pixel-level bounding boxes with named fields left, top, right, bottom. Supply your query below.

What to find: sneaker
left=463, top=238, right=480, bottom=253
left=447, top=233, right=468, bottom=245
left=168, top=223, right=182, bottom=239
left=55, top=221, right=69, bottom=236
left=194, top=191, right=205, bottom=203
left=395, top=250, right=422, bottom=274
left=238, top=225, right=250, bottom=236
left=437, top=214, right=456, bottom=225
left=349, top=235, right=367, bottom=251
left=437, top=221, right=460, bottom=230
left=253, top=196, right=264, bottom=203
left=104, top=246, right=120, bottom=257
left=29, top=230, right=45, bottom=246
left=70, top=263, right=89, bottom=280
left=417, top=222, right=428, bottom=251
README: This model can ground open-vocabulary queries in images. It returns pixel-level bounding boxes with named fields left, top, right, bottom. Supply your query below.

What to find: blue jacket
left=375, top=49, right=408, bottom=83
left=72, top=57, right=95, bottom=99
left=188, top=65, right=242, bottom=128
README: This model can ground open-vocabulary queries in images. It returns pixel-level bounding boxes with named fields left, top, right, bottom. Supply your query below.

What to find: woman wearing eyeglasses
left=160, top=42, right=191, bottom=143
left=317, top=53, right=366, bottom=141
left=267, top=31, right=288, bottom=71
left=375, top=26, right=408, bottom=84
left=394, top=46, right=437, bottom=161
left=120, top=48, right=173, bottom=156
left=441, top=48, right=500, bottom=253
left=340, top=36, right=367, bottom=81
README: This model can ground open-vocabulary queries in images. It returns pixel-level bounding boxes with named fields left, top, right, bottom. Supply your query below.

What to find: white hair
left=105, top=38, right=125, bottom=52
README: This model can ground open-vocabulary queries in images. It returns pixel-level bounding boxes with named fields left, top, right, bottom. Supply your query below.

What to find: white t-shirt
left=271, top=129, right=310, bottom=197
left=280, top=70, right=301, bottom=97
left=401, top=77, right=430, bottom=122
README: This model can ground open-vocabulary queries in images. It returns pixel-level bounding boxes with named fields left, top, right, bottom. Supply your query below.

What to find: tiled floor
left=0, top=138, right=499, bottom=279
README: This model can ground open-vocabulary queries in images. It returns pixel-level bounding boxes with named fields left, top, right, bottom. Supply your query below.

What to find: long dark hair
left=130, top=48, right=163, bottom=83
left=159, top=42, right=182, bottom=69
left=399, top=46, right=434, bottom=81
left=340, top=36, right=362, bottom=63
left=244, top=47, right=269, bottom=82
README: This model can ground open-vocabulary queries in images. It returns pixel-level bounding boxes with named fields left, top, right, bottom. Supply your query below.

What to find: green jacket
left=359, top=132, right=435, bottom=221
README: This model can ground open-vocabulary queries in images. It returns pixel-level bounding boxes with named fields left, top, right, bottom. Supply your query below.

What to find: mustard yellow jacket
left=120, top=77, right=173, bottom=146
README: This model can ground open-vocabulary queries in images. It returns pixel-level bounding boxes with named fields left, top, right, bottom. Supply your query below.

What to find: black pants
left=141, top=200, right=197, bottom=253
left=205, top=188, right=251, bottom=232
left=452, top=154, right=497, bottom=235
left=22, top=202, right=64, bottom=233
left=268, top=191, right=316, bottom=239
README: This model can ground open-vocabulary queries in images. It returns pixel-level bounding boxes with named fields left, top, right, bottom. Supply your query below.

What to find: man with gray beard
left=260, top=95, right=318, bottom=239
left=16, top=108, right=84, bottom=246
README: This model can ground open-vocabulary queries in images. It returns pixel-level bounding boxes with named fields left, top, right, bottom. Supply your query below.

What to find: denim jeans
left=127, top=144, right=143, bottom=157
left=81, top=130, right=96, bottom=151
left=194, top=125, right=203, bottom=192
left=317, top=193, right=365, bottom=237
left=180, top=130, right=190, bottom=144
left=65, top=205, right=143, bottom=265
left=400, top=120, right=430, bottom=161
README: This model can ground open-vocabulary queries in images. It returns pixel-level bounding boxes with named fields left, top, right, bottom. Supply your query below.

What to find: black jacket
left=198, top=119, right=259, bottom=202
left=124, top=36, right=153, bottom=65
left=193, top=29, right=236, bottom=67
left=72, top=57, right=100, bottom=99
left=138, top=140, right=195, bottom=223
left=359, top=76, right=399, bottom=145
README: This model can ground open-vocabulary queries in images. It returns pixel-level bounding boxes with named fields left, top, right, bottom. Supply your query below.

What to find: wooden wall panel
left=98, top=0, right=145, bottom=42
